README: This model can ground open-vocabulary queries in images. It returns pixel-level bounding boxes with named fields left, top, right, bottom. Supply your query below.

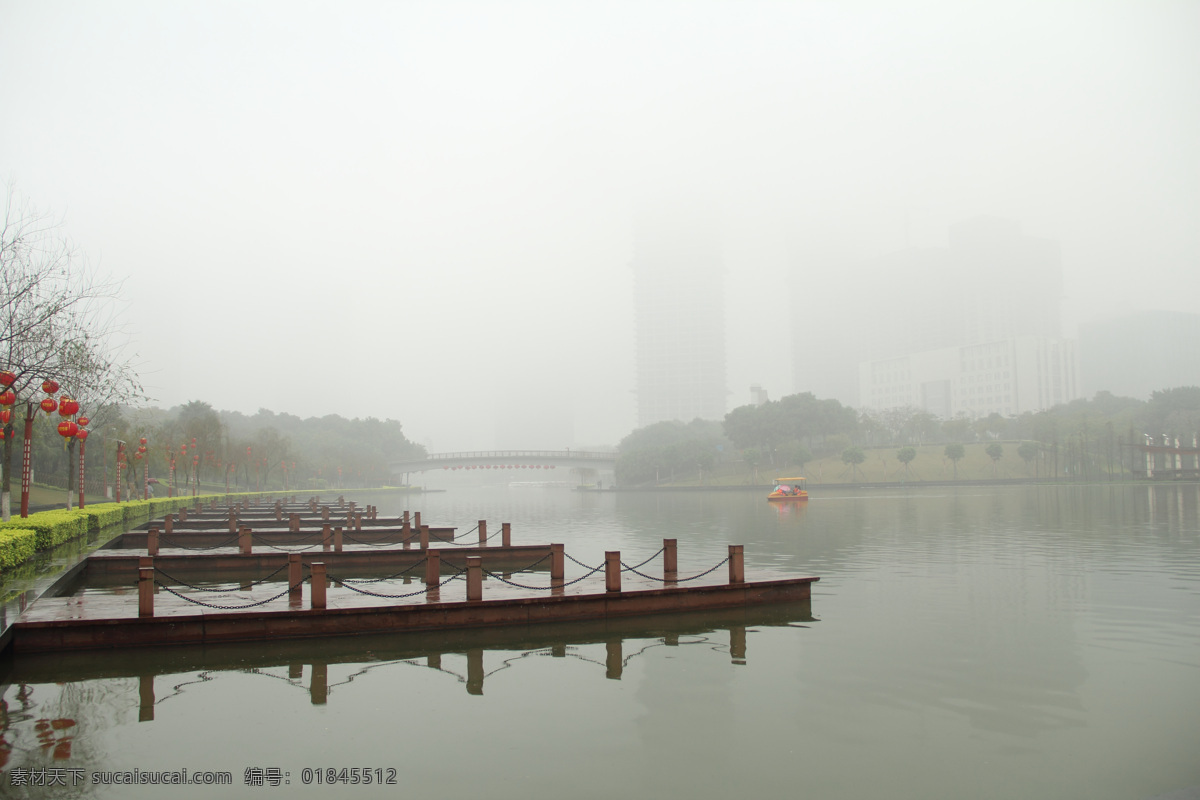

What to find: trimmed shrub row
left=0, top=488, right=406, bottom=575
left=0, top=528, right=37, bottom=572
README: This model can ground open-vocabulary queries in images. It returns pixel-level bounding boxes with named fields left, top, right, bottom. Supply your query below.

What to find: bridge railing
left=422, top=450, right=617, bottom=461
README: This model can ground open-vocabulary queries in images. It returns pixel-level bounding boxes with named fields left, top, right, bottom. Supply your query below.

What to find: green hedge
left=0, top=490, right=384, bottom=574
left=0, top=509, right=88, bottom=550
left=81, top=503, right=126, bottom=533
left=0, top=528, right=37, bottom=571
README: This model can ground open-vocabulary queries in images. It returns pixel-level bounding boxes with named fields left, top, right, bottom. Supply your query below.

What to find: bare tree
left=1, top=185, right=140, bottom=518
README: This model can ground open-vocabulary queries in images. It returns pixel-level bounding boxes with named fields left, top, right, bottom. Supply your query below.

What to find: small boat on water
left=768, top=477, right=808, bottom=502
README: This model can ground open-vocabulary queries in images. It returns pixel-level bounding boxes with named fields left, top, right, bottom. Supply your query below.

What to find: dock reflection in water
left=0, top=601, right=813, bottom=770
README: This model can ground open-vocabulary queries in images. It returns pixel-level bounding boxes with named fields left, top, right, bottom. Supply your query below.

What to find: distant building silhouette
left=633, top=214, right=726, bottom=427
left=796, top=217, right=1078, bottom=415
left=1079, top=311, right=1200, bottom=399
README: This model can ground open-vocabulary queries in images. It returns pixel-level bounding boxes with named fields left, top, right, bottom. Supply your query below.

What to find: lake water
left=1, top=484, right=1198, bottom=799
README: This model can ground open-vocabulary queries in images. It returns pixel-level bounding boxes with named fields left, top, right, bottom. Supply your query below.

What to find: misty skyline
left=2, top=2, right=1197, bottom=450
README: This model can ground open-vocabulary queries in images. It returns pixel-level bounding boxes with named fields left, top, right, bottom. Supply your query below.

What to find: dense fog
left=2, top=2, right=1196, bottom=450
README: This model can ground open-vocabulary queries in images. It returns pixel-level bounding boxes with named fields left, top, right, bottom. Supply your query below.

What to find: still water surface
left=1, top=484, right=1198, bottom=799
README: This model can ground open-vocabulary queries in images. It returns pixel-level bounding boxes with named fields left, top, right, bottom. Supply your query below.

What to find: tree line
left=34, top=401, right=428, bottom=498
left=615, top=387, right=1200, bottom=485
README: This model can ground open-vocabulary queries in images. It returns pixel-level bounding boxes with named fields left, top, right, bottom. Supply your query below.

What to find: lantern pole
left=78, top=436, right=86, bottom=509
left=19, top=400, right=35, bottom=518
left=115, top=441, right=125, bottom=503
left=102, top=427, right=110, bottom=500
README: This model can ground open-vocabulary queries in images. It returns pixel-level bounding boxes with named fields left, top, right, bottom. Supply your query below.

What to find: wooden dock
left=7, top=576, right=816, bottom=654
left=1, top=504, right=820, bottom=657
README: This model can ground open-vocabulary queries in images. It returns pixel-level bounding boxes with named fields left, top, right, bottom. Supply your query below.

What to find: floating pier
left=3, top=503, right=819, bottom=656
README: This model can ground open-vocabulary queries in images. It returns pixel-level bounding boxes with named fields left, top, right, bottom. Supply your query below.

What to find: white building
left=859, top=335, right=1078, bottom=417
left=795, top=217, right=1064, bottom=409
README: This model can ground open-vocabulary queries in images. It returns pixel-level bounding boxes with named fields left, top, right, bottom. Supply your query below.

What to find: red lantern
left=40, top=398, right=57, bottom=414
left=0, top=371, right=15, bottom=386
left=58, top=396, right=79, bottom=416
left=0, top=390, right=14, bottom=406
left=180, top=444, right=187, bottom=454
left=140, top=437, right=147, bottom=446
left=77, top=429, right=89, bottom=441
left=77, top=415, right=89, bottom=427
left=0, top=409, right=10, bottom=425
left=42, top=379, right=58, bottom=394
left=57, top=420, right=78, bottom=439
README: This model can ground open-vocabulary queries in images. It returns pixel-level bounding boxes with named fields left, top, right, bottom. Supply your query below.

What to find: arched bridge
left=390, top=450, right=617, bottom=477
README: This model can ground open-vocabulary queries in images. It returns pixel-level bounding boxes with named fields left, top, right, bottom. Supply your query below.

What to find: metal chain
left=154, top=578, right=306, bottom=610
left=564, top=552, right=603, bottom=571
left=255, top=539, right=328, bottom=552
left=620, top=547, right=666, bottom=572
left=325, top=571, right=463, bottom=599
left=337, top=558, right=428, bottom=583
left=157, top=532, right=241, bottom=550
left=557, top=563, right=607, bottom=588
left=479, top=570, right=547, bottom=590
left=153, top=562, right=289, bottom=592
left=451, top=523, right=480, bottom=540
left=441, top=527, right=504, bottom=546
left=620, top=556, right=731, bottom=583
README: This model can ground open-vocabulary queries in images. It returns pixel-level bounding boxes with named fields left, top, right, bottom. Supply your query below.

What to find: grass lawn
left=667, top=441, right=1095, bottom=486
left=19, top=483, right=113, bottom=509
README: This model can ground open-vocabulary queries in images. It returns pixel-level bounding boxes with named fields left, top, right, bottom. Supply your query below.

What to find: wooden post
left=730, top=626, right=747, bottom=664
left=502, top=522, right=511, bottom=548
left=275, top=501, right=282, bottom=522
left=138, top=674, right=155, bottom=722
left=310, top=562, right=327, bottom=609
left=321, top=524, right=332, bottom=551
left=354, top=512, right=362, bottom=532
left=402, top=509, right=409, bottom=525
left=288, top=553, right=302, bottom=605
left=466, top=556, right=483, bottom=601
left=239, top=527, right=252, bottom=555
left=478, top=520, right=487, bottom=547
left=551, top=543, right=564, bottom=593
left=420, top=525, right=430, bottom=550
left=606, top=640, right=623, bottom=679
left=371, top=505, right=378, bottom=520
left=228, top=513, right=237, bottom=535
left=413, top=511, right=421, bottom=529
left=310, top=663, right=328, bottom=705
left=466, top=648, right=484, bottom=695
left=178, top=507, right=187, bottom=522
left=138, top=566, right=154, bottom=617
left=402, top=518, right=412, bottom=549
left=425, top=549, right=441, bottom=587
left=322, top=506, right=330, bottom=521
left=164, top=514, right=173, bottom=535
left=605, top=551, right=621, bottom=593
left=289, top=513, right=300, bottom=533
left=664, top=539, right=678, bottom=584
left=728, top=545, right=744, bottom=584
left=147, top=528, right=159, bottom=556
left=334, top=526, right=343, bottom=552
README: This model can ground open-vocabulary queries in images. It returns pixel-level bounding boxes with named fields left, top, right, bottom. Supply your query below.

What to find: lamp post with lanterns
left=115, top=440, right=126, bottom=502
left=132, top=437, right=149, bottom=500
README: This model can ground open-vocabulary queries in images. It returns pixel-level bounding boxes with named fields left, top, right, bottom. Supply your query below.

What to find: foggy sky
left=2, top=1, right=1197, bottom=450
